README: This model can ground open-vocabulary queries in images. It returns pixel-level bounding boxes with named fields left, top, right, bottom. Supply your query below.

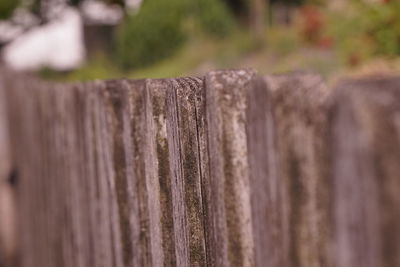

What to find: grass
left=37, top=25, right=345, bottom=82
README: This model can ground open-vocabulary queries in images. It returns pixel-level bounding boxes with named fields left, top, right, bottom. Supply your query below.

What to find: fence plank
left=145, top=78, right=178, bottom=266
left=123, top=79, right=153, bottom=267
left=268, top=73, right=331, bottom=267
left=205, top=70, right=256, bottom=267
left=329, top=77, right=400, bottom=267
left=169, top=78, right=207, bottom=267
left=245, top=76, right=280, bottom=267
left=0, top=70, right=16, bottom=267
left=246, top=73, right=332, bottom=267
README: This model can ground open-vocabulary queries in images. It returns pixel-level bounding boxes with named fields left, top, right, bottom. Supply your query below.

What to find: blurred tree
left=223, top=0, right=248, bottom=21
left=0, top=0, right=19, bottom=19
left=328, top=0, right=400, bottom=64
left=269, top=0, right=304, bottom=25
left=193, top=0, right=236, bottom=38
left=115, top=0, right=186, bottom=69
left=223, top=0, right=267, bottom=39
left=250, top=0, right=266, bottom=38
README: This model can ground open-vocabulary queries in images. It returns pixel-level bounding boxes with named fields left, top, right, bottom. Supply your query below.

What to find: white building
left=0, top=0, right=141, bottom=71
left=2, top=7, right=85, bottom=71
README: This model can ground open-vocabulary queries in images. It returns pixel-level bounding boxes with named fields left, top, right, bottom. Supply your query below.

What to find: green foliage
left=37, top=53, right=120, bottom=81
left=267, top=26, right=301, bottom=56
left=192, top=0, right=236, bottom=38
left=0, top=0, right=19, bottom=19
left=114, top=0, right=236, bottom=69
left=115, top=0, right=186, bottom=69
left=328, top=1, right=400, bottom=64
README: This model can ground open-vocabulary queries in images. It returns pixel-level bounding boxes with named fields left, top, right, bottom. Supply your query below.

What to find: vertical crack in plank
left=192, top=76, right=213, bottom=267
left=190, top=77, right=209, bottom=266
left=172, top=77, right=207, bottom=266
left=145, top=79, right=175, bottom=267
left=166, top=78, right=189, bottom=267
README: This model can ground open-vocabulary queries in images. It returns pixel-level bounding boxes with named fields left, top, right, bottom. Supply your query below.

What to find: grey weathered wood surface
left=0, top=70, right=16, bottom=267
left=247, top=72, right=331, bottom=267
left=328, top=76, right=400, bottom=267
left=1, top=69, right=400, bottom=267
left=205, top=70, right=256, bottom=267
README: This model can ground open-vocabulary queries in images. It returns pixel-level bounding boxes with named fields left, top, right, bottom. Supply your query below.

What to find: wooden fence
left=1, top=69, right=400, bottom=267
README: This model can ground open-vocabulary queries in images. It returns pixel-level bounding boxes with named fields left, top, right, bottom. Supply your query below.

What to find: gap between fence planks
left=1, top=69, right=400, bottom=267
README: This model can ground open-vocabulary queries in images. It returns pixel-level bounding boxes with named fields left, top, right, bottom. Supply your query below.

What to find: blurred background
left=0, top=0, right=399, bottom=81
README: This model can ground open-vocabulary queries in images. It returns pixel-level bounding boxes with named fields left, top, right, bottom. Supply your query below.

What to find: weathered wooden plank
left=169, top=77, right=207, bottom=267
left=11, top=78, right=48, bottom=267
left=245, top=76, right=281, bottom=267
left=329, top=76, right=400, bottom=267
left=0, top=69, right=16, bottom=267
left=166, top=78, right=190, bottom=267
left=144, top=78, right=176, bottom=266
left=246, top=72, right=331, bottom=267
left=124, top=79, right=153, bottom=267
left=24, top=80, right=55, bottom=267
left=205, top=69, right=256, bottom=267
left=58, top=82, right=89, bottom=267
left=56, top=83, right=85, bottom=267
left=2, top=72, right=38, bottom=264
left=113, top=79, right=162, bottom=267
left=101, top=80, right=138, bottom=267
left=142, top=77, right=208, bottom=267
left=73, top=82, right=104, bottom=267
left=72, top=81, right=116, bottom=267
left=263, top=72, right=331, bottom=267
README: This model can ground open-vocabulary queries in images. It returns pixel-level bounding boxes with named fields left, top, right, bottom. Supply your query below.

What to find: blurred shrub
left=192, top=0, right=236, bottom=38
left=268, top=26, right=301, bottom=55
left=297, top=5, right=332, bottom=49
left=38, top=53, right=121, bottom=81
left=327, top=1, right=400, bottom=65
left=299, top=6, right=324, bottom=43
left=115, top=0, right=186, bottom=69
left=115, top=0, right=236, bottom=69
left=0, top=0, right=19, bottom=19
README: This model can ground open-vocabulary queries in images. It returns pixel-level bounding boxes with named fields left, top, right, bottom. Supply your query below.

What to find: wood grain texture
left=205, top=70, right=256, bottom=267
left=2, top=70, right=400, bottom=267
left=245, top=76, right=281, bottom=267
left=246, top=73, right=332, bottom=267
left=169, top=77, right=207, bottom=267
